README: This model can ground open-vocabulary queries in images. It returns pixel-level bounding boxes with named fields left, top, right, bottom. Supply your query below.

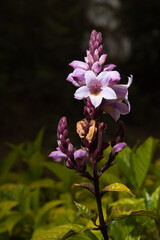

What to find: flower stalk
left=49, top=30, right=132, bottom=240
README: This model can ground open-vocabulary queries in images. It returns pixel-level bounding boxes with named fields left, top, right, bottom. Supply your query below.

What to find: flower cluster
left=49, top=30, right=132, bottom=176
left=67, top=30, right=132, bottom=121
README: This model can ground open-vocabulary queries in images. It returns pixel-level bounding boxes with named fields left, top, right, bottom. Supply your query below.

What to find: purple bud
left=49, top=151, right=68, bottom=162
left=68, top=143, right=74, bottom=154
left=91, top=61, right=102, bottom=75
left=63, top=129, right=68, bottom=139
left=103, top=64, right=116, bottom=71
left=74, top=149, right=88, bottom=166
left=112, top=142, right=127, bottom=154
left=99, top=54, right=107, bottom=65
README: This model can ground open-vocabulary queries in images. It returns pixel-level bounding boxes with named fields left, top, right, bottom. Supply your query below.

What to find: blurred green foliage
left=0, top=129, right=160, bottom=239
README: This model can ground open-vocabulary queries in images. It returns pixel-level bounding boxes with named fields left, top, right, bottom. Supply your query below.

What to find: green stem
left=93, top=161, right=109, bottom=240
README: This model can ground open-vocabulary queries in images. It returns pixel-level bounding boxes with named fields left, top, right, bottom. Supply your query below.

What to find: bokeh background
left=0, top=0, right=160, bottom=157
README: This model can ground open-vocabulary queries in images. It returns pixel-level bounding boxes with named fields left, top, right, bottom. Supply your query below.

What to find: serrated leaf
left=32, top=224, right=86, bottom=240
left=35, top=200, right=65, bottom=228
left=72, top=182, right=95, bottom=195
left=132, top=137, right=159, bottom=187
left=100, top=183, right=135, bottom=197
left=74, top=201, right=94, bottom=220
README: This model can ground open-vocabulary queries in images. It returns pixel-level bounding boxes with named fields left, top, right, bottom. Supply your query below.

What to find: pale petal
left=74, top=86, right=90, bottom=100
left=90, top=94, right=103, bottom=108
left=106, top=71, right=121, bottom=85
left=85, top=70, right=97, bottom=85
left=101, top=87, right=117, bottom=100
left=112, top=85, right=128, bottom=98
left=66, top=73, right=79, bottom=87
left=97, top=71, right=108, bottom=85
left=72, top=69, right=86, bottom=86
left=69, top=60, right=89, bottom=70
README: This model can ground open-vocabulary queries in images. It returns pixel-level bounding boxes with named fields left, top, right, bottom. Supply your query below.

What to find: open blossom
left=102, top=75, right=133, bottom=121
left=74, top=70, right=132, bottom=109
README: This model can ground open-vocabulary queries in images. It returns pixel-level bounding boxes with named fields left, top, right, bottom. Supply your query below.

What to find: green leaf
left=32, top=224, right=86, bottom=240
left=151, top=185, right=160, bottom=210
left=41, top=161, right=76, bottom=190
left=0, top=201, right=19, bottom=220
left=72, top=182, right=95, bottom=195
left=0, top=144, right=24, bottom=184
left=4, top=214, right=23, bottom=235
left=116, top=146, right=135, bottom=186
left=109, top=206, right=160, bottom=225
left=67, top=230, right=99, bottom=240
left=74, top=201, right=94, bottom=220
left=29, top=178, right=54, bottom=190
left=100, top=183, right=135, bottom=197
left=28, top=152, right=45, bottom=180
left=35, top=200, right=65, bottom=228
left=144, top=191, right=154, bottom=210
left=132, top=137, right=159, bottom=187
left=33, top=127, right=45, bottom=152
left=30, top=189, right=40, bottom=214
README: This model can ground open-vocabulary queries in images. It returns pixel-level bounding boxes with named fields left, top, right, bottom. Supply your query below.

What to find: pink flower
left=74, top=70, right=120, bottom=108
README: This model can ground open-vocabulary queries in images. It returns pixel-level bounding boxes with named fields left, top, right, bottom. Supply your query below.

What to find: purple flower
left=102, top=75, right=133, bottom=120
left=74, top=70, right=120, bottom=108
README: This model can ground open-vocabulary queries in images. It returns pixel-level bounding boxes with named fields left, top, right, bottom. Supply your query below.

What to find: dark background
left=0, top=0, right=160, bottom=156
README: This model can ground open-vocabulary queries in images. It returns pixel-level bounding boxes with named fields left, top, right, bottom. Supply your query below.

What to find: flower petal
left=112, top=85, right=128, bottom=98
left=66, top=73, right=80, bottom=87
left=101, top=87, right=117, bottom=100
left=72, top=69, right=86, bottom=86
left=106, top=71, right=121, bottom=85
left=74, top=86, right=90, bottom=100
left=85, top=70, right=97, bottom=85
left=90, top=94, right=103, bottom=108
left=49, top=151, right=68, bottom=162
left=103, top=64, right=116, bottom=71
left=69, top=60, right=89, bottom=70
left=97, top=71, right=108, bottom=85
